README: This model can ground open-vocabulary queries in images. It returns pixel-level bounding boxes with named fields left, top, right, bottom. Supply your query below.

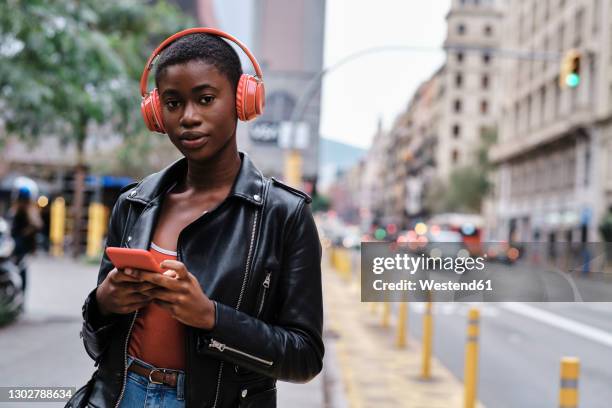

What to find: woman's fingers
left=160, top=260, right=189, bottom=279
left=121, top=281, right=158, bottom=292
left=110, top=268, right=143, bottom=283
left=122, top=291, right=153, bottom=304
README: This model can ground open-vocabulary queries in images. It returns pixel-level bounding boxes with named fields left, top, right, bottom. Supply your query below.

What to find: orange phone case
left=105, top=247, right=163, bottom=273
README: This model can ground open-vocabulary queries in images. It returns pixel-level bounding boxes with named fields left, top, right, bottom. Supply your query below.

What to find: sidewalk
left=17, top=253, right=328, bottom=407
left=322, top=252, right=485, bottom=408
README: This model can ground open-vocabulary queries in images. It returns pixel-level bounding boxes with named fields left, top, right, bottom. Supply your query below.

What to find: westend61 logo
left=361, top=242, right=497, bottom=301
left=361, top=242, right=612, bottom=302
left=372, top=253, right=486, bottom=275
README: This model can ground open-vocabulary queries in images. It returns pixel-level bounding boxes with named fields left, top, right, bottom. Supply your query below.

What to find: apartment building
left=375, top=0, right=504, bottom=228
left=489, top=0, right=612, bottom=242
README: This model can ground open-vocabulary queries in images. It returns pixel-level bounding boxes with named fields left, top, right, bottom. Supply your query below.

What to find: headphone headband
left=140, top=27, right=263, bottom=97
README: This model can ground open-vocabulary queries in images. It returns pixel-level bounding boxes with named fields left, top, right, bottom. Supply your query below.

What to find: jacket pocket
left=238, top=385, right=276, bottom=408
left=208, top=338, right=274, bottom=367
left=254, top=270, right=272, bottom=319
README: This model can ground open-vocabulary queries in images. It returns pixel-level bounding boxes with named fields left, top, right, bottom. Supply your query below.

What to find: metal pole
left=464, top=308, right=481, bottom=408
left=559, top=357, right=580, bottom=408
left=421, top=294, right=433, bottom=379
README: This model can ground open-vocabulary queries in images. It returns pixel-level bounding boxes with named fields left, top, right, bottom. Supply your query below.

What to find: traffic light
left=559, top=49, right=581, bottom=88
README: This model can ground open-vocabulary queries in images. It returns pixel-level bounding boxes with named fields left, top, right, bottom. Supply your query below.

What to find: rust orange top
left=127, top=242, right=185, bottom=370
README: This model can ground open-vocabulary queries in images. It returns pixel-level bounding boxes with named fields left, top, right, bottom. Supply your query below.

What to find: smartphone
left=105, top=247, right=164, bottom=274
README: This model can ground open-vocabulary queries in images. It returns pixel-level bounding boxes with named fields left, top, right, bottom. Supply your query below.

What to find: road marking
left=410, top=302, right=499, bottom=317
left=501, top=302, right=612, bottom=348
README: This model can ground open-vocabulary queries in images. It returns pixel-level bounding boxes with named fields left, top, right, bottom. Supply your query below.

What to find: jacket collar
left=126, top=151, right=265, bottom=206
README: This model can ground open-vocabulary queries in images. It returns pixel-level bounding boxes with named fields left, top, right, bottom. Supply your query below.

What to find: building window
left=540, top=85, right=546, bottom=124
left=554, top=77, right=561, bottom=116
left=481, top=100, right=489, bottom=114
left=455, top=72, right=463, bottom=88
left=584, top=146, right=591, bottom=186
left=526, top=95, right=532, bottom=128
left=483, top=52, right=491, bottom=64
left=482, top=74, right=489, bottom=89
left=574, top=8, right=584, bottom=47
left=452, top=149, right=459, bottom=164
left=454, top=99, right=462, bottom=113
left=456, top=52, right=464, bottom=63
left=453, top=124, right=461, bottom=138
left=457, top=24, right=466, bottom=35
left=558, top=23, right=565, bottom=52
left=484, top=25, right=493, bottom=36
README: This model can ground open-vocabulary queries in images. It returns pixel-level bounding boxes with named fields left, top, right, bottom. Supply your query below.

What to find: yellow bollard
left=86, top=202, right=107, bottom=258
left=369, top=302, right=377, bottom=314
left=284, top=149, right=303, bottom=188
left=421, top=297, right=433, bottom=380
left=381, top=301, right=391, bottom=328
left=339, top=249, right=351, bottom=281
left=50, top=197, right=66, bottom=257
left=396, top=302, right=408, bottom=348
left=464, top=308, right=480, bottom=408
left=559, top=357, right=580, bottom=408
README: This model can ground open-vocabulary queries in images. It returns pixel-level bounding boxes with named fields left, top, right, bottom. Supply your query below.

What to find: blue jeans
left=117, top=355, right=185, bottom=408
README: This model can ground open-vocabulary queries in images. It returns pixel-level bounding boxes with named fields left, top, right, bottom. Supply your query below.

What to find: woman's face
left=157, top=60, right=237, bottom=162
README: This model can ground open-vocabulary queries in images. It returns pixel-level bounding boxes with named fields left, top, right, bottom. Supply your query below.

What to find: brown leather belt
left=128, top=360, right=180, bottom=387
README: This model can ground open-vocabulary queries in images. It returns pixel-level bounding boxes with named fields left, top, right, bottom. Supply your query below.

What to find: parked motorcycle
left=0, top=217, right=24, bottom=326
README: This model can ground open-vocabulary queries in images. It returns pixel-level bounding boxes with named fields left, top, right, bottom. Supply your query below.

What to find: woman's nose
left=180, top=102, right=202, bottom=128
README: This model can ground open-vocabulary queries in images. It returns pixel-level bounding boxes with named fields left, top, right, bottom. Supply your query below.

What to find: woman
left=74, top=28, right=324, bottom=408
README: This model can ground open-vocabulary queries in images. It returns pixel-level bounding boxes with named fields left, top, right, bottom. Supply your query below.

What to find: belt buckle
left=148, top=368, right=165, bottom=385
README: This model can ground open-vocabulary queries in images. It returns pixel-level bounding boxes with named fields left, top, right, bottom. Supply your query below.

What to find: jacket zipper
left=113, top=310, right=138, bottom=408
left=211, top=209, right=259, bottom=408
left=256, top=271, right=271, bottom=318
left=208, top=338, right=273, bottom=366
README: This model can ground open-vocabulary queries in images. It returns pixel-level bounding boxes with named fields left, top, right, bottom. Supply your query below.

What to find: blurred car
left=484, top=241, right=520, bottom=264
left=426, top=229, right=465, bottom=259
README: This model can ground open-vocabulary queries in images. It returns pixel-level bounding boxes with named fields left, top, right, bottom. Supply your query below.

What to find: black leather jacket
left=75, top=152, right=324, bottom=408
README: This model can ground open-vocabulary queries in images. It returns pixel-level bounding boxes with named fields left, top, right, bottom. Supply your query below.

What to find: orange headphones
left=140, top=27, right=265, bottom=133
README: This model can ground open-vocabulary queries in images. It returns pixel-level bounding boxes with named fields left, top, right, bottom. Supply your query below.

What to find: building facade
left=373, top=0, right=505, bottom=229
left=437, top=0, right=504, bottom=180
left=192, top=0, right=326, bottom=194
left=490, top=0, right=612, bottom=243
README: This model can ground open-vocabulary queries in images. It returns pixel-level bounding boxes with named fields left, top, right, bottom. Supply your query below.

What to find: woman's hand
left=96, top=268, right=158, bottom=316
left=128, top=260, right=216, bottom=330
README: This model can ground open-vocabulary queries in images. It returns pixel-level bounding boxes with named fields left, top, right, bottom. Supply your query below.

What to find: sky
left=320, top=0, right=451, bottom=149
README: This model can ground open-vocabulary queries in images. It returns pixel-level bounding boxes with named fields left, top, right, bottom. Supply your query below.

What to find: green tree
left=424, top=127, right=497, bottom=214
left=0, top=0, right=192, bottom=255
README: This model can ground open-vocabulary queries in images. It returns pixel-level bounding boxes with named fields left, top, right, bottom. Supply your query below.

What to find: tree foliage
left=0, top=0, right=193, bottom=150
left=425, top=127, right=497, bottom=214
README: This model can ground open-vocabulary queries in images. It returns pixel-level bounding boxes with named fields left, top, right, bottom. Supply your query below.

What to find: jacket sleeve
left=195, top=199, right=324, bottom=383
left=79, top=194, right=128, bottom=365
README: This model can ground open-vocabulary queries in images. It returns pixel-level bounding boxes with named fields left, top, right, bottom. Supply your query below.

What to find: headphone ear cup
left=141, top=88, right=166, bottom=133
left=236, top=74, right=265, bottom=121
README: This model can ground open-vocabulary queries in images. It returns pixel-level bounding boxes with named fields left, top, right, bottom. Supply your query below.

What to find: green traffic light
left=566, top=73, right=580, bottom=88
left=374, top=228, right=386, bottom=240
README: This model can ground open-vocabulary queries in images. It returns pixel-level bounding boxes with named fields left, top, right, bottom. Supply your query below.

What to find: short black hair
left=154, top=33, right=243, bottom=92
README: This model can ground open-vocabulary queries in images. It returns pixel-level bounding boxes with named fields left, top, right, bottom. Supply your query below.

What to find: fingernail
left=125, top=268, right=132, bottom=275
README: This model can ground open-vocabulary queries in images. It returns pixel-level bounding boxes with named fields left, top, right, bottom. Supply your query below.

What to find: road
left=406, top=301, right=612, bottom=408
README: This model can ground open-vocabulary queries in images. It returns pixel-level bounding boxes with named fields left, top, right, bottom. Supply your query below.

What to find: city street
left=0, top=254, right=325, bottom=407
left=406, top=301, right=612, bottom=407
left=5, top=0, right=612, bottom=407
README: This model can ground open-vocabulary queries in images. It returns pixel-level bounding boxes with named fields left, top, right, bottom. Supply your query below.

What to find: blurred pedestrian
left=6, top=185, right=43, bottom=292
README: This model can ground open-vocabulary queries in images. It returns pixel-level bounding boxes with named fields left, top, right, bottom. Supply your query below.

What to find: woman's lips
left=179, top=135, right=209, bottom=149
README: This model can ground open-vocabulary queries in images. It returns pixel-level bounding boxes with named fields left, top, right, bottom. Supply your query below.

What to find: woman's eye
left=200, top=95, right=215, bottom=105
left=165, top=100, right=181, bottom=110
